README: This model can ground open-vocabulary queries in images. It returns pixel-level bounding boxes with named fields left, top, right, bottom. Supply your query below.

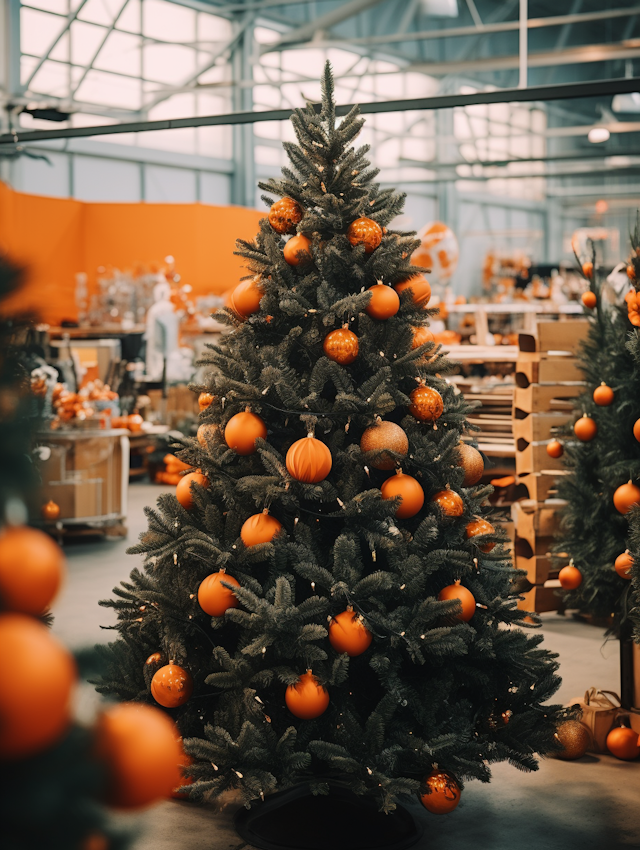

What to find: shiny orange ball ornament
left=411, top=325, right=435, bottom=350
left=285, top=670, right=329, bottom=719
left=582, top=261, right=593, bottom=279
left=458, top=442, right=484, bottom=486
left=323, top=327, right=359, bottom=365
left=269, top=196, right=303, bottom=234
left=286, top=434, right=332, bottom=483
left=581, top=291, right=597, bottom=309
left=283, top=234, right=312, bottom=266
left=633, top=418, right=640, bottom=442
left=94, top=702, right=182, bottom=808
left=240, top=511, right=282, bottom=547
left=381, top=471, right=424, bottom=519
left=365, top=283, right=399, bottom=320
left=145, top=652, right=164, bottom=666
left=0, top=612, right=76, bottom=759
left=360, top=420, right=409, bottom=470
left=0, top=525, right=65, bottom=615
left=175, top=471, right=209, bottom=510
left=606, top=726, right=640, bottom=760
left=394, top=276, right=432, bottom=308
left=438, top=580, right=476, bottom=622
left=614, top=551, right=634, bottom=579
left=574, top=416, right=597, bottom=442
left=225, top=410, right=267, bottom=455
left=431, top=489, right=464, bottom=517
left=198, top=392, right=215, bottom=411
left=150, top=664, right=193, bottom=708
left=198, top=570, right=240, bottom=616
left=546, top=440, right=564, bottom=459
left=419, top=770, right=461, bottom=814
left=465, top=518, right=495, bottom=553
left=593, top=383, right=614, bottom=406
left=409, top=386, right=443, bottom=422
left=230, top=278, right=263, bottom=319
left=347, top=217, right=382, bottom=253
left=328, top=609, right=373, bottom=656
left=41, top=499, right=61, bottom=521
left=558, top=564, right=583, bottom=590
left=613, top=480, right=640, bottom=514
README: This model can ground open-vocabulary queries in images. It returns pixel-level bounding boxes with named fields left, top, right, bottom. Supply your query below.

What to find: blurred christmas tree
left=98, top=64, right=564, bottom=824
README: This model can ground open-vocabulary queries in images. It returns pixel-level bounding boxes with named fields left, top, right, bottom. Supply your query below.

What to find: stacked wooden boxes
left=512, top=319, right=589, bottom=612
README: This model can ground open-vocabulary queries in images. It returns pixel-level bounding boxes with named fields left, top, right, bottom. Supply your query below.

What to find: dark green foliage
left=99, top=63, right=564, bottom=811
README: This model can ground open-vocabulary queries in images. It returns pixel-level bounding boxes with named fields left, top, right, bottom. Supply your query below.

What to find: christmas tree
left=98, top=64, right=564, bottom=817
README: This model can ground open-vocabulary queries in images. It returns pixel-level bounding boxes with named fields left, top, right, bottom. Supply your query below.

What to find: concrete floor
left=52, top=483, right=640, bottom=850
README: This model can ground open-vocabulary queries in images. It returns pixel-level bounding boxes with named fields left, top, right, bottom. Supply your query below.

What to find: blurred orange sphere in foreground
left=0, top=525, right=65, bottom=615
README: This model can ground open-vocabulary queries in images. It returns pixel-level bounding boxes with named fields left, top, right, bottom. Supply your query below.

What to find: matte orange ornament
left=593, top=383, right=614, bottom=406
left=286, top=434, right=332, bottom=483
left=438, top=580, right=475, bottom=622
left=465, top=518, right=495, bottom=553
left=41, top=499, right=61, bottom=521
left=94, top=702, right=182, bottom=808
left=411, top=325, right=435, bottom=349
left=614, top=480, right=640, bottom=514
left=225, top=410, right=267, bottom=455
left=0, top=612, right=76, bottom=759
left=574, top=416, right=597, bottom=441
left=582, top=291, right=597, bottom=309
left=230, top=278, right=263, bottom=319
left=269, top=197, right=303, bottom=234
left=328, top=609, right=373, bottom=656
left=347, top=217, right=382, bottom=253
left=360, top=420, right=409, bottom=470
left=381, top=470, right=424, bottom=519
left=323, top=327, right=359, bottom=365
left=0, top=525, right=65, bottom=615
left=582, top=261, right=593, bottom=279
left=198, top=570, right=240, bottom=616
left=198, top=392, right=214, bottom=411
left=176, top=471, right=209, bottom=510
left=241, top=511, right=282, bottom=547
left=283, top=234, right=312, bottom=266
left=285, top=670, right=329, bottom=719
left=419, top=770, right=461, bottom=814
left=634, top=418, right=640, bottom=442
left=394, top=276, right=432, bottom=308
left=614, top=551, right=633, bottom=579
left=558, top=564, right=583, bottom=589
left=606, top=725, right=640, bottom=760
left=150, top=664, right=193, bottom=708
left=431, top=489, right=464, bottom=517
left=409, top=386, right=443, bottom=422
left=458, top=443, right=484, bottom=486
left=546, top=440, right=564, bottom=459
left=365, top=283, right=399, bottom=319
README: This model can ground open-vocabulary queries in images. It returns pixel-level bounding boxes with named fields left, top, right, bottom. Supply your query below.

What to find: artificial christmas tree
left=98, top=65, right=564, bottom=834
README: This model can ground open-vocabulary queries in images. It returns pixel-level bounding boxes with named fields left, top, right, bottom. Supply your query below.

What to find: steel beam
left=266, top=0, right=388, bottom=49
left=23, top=0, right=91, bottom=92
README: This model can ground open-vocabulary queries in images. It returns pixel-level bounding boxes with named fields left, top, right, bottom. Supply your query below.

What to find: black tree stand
left=234, top=782, right=423, bottom=850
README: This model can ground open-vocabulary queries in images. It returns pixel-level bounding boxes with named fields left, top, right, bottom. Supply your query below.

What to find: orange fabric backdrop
left=0, top=181, right=264, bottom=325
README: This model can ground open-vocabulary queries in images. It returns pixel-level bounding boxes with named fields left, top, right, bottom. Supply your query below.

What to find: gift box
left=569, top=688, right=621, bottom=752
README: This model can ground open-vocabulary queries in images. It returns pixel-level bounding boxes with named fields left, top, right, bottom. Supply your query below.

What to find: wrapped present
left=569, top=688, right=621, bottom=752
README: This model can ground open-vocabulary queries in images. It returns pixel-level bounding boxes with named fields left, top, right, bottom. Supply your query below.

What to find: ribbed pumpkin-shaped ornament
left=286, top=434, right=332, bottom=483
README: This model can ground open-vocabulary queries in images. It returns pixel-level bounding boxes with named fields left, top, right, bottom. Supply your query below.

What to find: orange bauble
left=365, top=283, right=399, bottom=320
left=409, top=386, right=443, bottom=422
left=41, top=499, right=61, bottom=521
left=411, top=325, right=435, bottom=350
left=419, top=770, right=461, bottom=814
left=150, top=664, right=193, bottom=708
left=581, top=291, right=597, bottom=309
left=613, top=481, right=640, bottom=514
left=285, top=670, right=329, bottom=719
left=593, top=383, right=614, bottom=406
left=198, top=392, right=214, bottom=412
left=558, top=565, right=583, bottom=590
left=225, top=410, right=267, bottom=455
left=438, top=580, right=476, bottom=622
left=127, top=413, right=143, bottom=432
left=145, top=652, right=164, bottom=666
left=394, top=276, right=432, bottom=308
left=582, top=261, right=593, bottom=279
left=634, top=418, right=640, bottom=442
left=240, top=511, right=282, bottom=547
left=94, top=702, right=182, bottom=808
left=198, top=570, right=240, bottom=616
left=574, top=416, right=597, bottom=442
left=230, top=278, right=263, bottom=319
left=614, top=551, right=634, bottom=579
left=323, top=328, right=359, bottom=365
left=286, top=435, right=332, bottom=483
left=628, top=263, right=637, bottom=281
left=269, top=197, right=303, bottom=234
left=171, top=738, right=194, bottom=799
left=465, top=518, right=495, bottom=553
left=328, top=609, right=373, bottom=656
left=457, top=442, right=484, bottom=486
left=347, top=217, right=382, bottom=253
left=0, top=612, right=76, bottom=759
left=381, top=471, right=424, bottom=519
left=176, top=471, right=209, bottom=510
left=360, top=421, right=409, bottom=470
left=431, top=489, right=464, bottom=517
left=197, top=423, right=220, bottom=448
left=606, top=726, right=640, bottom=760
left=283, top=234, right=312, bottom=266
left=546, top=440, right=564, bottom=458
left=0, top=525, right=65, bottom=615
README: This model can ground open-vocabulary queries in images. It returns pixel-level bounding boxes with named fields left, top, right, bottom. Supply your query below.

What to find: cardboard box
left=515, top=355, right=582, bottom=387
left=515, top=442, right=565, bottom=475
left=512, top=500, right=563, bottom=550
left=516, top=471, right=568, bottom=502
left=514, top=383, right=582, bottom=414
left=518, top=319, right=589, bottom=354
left=148, top=386, right=200, bottom=429
left=513, top=412, right=571, bottom=443
left=517, top=584, right=560, bottom=613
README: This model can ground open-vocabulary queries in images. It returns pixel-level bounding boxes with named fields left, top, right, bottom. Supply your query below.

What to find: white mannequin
left=145, top=279, right=179, bottom=381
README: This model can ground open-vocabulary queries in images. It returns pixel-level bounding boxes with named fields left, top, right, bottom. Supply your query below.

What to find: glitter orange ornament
left=582, top=291, right=597, bottom=309
left=554, top=720, right=591, bottom=760
left=286, top=434, right=332, bottom=483
left=457, top=442, right=484, bottom=486
left=198, top=392, right=214, bottom=411
left=347, top=217, right=382, bottom=253
left=268, top=197, right=303, bottom=234
left=431, top=489, right=464, bottom=517
left=328, top=609, right=373, bottom=656
left=225, top=410, right=267, bottom=455
left=198, top=570, right=240, bottom=616
left=546, top=440, right=564, bottom=458
left=365, top=283, right=399, bottom=319
left=614, top=551, right=633, bottom=579
left=150, top=664, right=193, bottom=708
left=0, top=525, right=65, bottom=616
left=606, top=725, right=640, bottom=760
left=574, top=415, right=597, bottom=441
left=381, top=470, right=424, bottom=519
left=41, top=499, right=61, bottom=521
left=558, top=564, right=583, bottom=589
left=465, top=517, right=495, bottom=553
left=283, top=234, right=312, bottom=266
left=593, top=383, right=614, bottom=406
left=613, top=480, right=640, bottom=514
left=360, top=420, right=409, bottom=470
left=409, top=385, right=443, bottom=422
left=230, top=278, right=263, bottom=319
left=438, top=580, right=475, bottom=622
left=411, top=325, right=435, bottom=349
left=420, top=770, right=461, bottom=814
left=240, top=511, right=282, bottom=547
left=285, top=670, right=329, bottom=719
left=394, top=276, right=431, bottom=308
left=323, top=327, right=359, bottom=365
left=175, top=471, right=209, bottom=510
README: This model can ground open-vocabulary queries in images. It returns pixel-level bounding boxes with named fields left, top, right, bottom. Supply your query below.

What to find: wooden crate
left=517, top=584, right=561, bottom=613
left=518, top=319, right=590, bottom=354
left=512, top=501, right=562, bottom=549
left=515, top=355, right=582, bottom=387
left=513, top=412, right=571, bottom=443
left=515, top=555, right=557, bottom=584
left=513, top=383, right=583, bottom=414
left=516, top=472, right=568, bottom=502
left=515, top=442, right=565, bottom=475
